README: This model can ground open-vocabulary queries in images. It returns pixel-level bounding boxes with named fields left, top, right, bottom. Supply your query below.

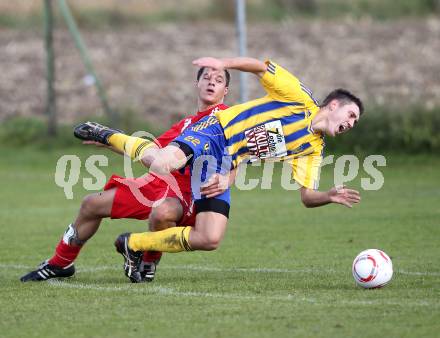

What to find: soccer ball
left=352, top=249, right=393, bottom=289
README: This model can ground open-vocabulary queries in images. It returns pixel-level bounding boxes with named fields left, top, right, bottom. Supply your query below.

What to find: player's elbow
left=301, top=198, right=314, bottom=208
left=300, top=188, right=314, bottom=208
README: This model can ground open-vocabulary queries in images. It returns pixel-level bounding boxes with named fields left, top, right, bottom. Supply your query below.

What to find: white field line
left=47, top=280, right=289, bottom=302
left=78, top=265, right=329, bottom=274
left=2, top=263, right=440, bottom=276
left=3, top=264, right=438, bottom=307
left=45, top=280, right=438, bottom=308
left=397, top=269, right=440, bottom=276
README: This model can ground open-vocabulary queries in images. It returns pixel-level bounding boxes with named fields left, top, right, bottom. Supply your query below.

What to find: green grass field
left=0, top=147, right=439, bottom=338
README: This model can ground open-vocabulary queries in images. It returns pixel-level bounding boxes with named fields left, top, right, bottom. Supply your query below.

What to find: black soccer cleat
left=73, top=121, right=123, bottom=145
left=114, top=233, right=143, bottom=283
left=20, top=260, right=75, bottom=282
left=139, top=260, right=159, bottom=283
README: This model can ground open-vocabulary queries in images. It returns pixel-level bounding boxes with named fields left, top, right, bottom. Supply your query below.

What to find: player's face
left=197, top=68, right=228, bottom=105
left=327, top=100, right=360, bottom=137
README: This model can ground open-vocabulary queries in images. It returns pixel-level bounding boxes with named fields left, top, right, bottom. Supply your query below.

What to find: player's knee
left=149, top=209, right=173, bottom=231
left=200, top=233, right=222, bottom=251
left=202, top=240, right=221, bottom=251
left=203, top=240, right=220, bottom=251
left=149, top=202, right=180, bottom=231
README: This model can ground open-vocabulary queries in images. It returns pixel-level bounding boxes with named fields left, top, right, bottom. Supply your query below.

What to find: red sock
left=48, top=239, right=82, bottom=267
left=142, top=251, right=162, bottom=263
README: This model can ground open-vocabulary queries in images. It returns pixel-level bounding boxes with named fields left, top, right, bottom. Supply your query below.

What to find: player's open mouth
left=206, top=88, right=214, bottom=94
left=338, top=123, right=348, bottom=134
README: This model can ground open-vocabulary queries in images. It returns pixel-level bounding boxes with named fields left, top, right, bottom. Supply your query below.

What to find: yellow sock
left=108, top=133, right=154, bottom=160
left=128, top=226, right=192, bottom=252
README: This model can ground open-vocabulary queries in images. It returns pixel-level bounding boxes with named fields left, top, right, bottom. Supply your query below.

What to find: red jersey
left=155, top=103, right=229, bottom=193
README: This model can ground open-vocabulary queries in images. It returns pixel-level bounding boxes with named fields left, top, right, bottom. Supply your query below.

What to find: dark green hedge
left=0, top=113, right=161, bottom=149
left=1, top=106, right=439, bottom=153
left=325, top=106, right=440, bottom=154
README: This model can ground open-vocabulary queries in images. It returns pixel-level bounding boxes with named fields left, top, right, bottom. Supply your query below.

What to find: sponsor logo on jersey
left=244, top=120, right=287, bottom=160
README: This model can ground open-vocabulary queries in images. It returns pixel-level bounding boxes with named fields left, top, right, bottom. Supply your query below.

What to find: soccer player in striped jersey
left=78, top=57, right=363, bottom=283
left=20, top=67, right=232, bottom=283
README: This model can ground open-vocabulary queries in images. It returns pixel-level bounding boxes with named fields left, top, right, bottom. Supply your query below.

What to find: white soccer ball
left=352, top=249, right=393, bottom=289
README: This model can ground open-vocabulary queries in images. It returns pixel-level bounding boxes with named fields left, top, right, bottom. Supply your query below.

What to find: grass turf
left=0, top=147, right=439, bottom=338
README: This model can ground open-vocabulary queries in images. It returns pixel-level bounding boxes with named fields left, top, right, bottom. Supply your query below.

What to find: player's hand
left=200, top=173, right=229, bottom=198
left=328, top=185, right=361, bottom=208
left=192, top=57, right=224, bottom=70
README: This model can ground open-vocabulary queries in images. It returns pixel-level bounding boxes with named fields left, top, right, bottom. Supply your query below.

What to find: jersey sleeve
left=260, top=60, right=319, bottom=108
left=290, top=152, right=323, bottom=190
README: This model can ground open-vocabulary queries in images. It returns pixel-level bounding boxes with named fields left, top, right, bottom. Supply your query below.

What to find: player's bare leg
left=140, top=197, right=184, bottom=281
left=92, top=122, right=189, bottom=175
left=115, top=210, right=228, bottom=282
left=139, top=145, right=188, bottom=176
left=73, top=189, right=116, bottom=241
left=144, top=209, right=226, bottom=250
left=149, top=197, right=183, bottom=231
left=76, top=123, right=229, bottom=281
left=118, top=210, right=228, bottom=253
left=80, top=124, right=191, bottom=282
left=188, top=211, right=228, bottom=250
left=20, top=189, right=116, bottom=282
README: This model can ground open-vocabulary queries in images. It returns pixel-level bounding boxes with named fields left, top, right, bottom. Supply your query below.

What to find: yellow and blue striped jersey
left=215, top=61, right=324, bottom=189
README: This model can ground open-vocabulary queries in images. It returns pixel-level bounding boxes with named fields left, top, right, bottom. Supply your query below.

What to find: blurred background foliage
left=1, top=0, right=440, bottom=29
left=1, top=0, right=439, bottom=153
left=2, top=106, right=439, bottom=154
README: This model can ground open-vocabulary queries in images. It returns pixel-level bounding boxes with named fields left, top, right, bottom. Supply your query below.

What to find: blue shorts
left=173, top=115, right=231, bottom=217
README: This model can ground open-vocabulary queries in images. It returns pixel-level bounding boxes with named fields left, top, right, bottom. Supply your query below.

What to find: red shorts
left=104, top=174, right=196, bottom=226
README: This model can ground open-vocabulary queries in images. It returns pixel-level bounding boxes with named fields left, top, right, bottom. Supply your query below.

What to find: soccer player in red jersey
left=78, top=57, right=363, bottom=283
left=20, top=67, right=231, bottom=282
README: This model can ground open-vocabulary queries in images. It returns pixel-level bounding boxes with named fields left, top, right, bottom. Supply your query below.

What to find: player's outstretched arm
left=193, top=57, right=267, bottom=78
left=300, top=186, right=361, bottom=208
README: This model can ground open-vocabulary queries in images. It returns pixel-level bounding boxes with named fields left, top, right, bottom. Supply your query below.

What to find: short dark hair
left=197, top=67, right=231, bottom=87
left=321, top=88, right=364, bottom=115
